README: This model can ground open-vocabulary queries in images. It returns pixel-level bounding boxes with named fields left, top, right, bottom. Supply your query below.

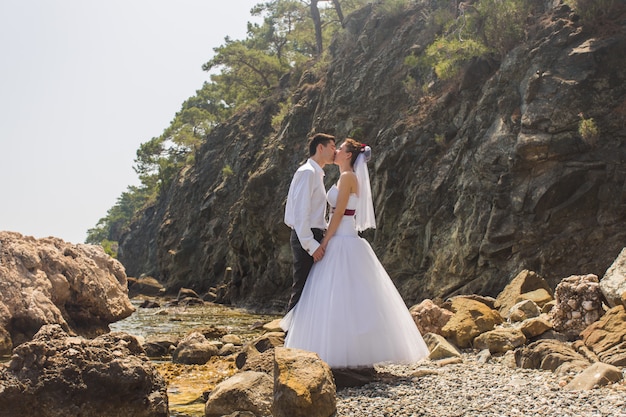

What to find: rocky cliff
left=119, top=1, right=626, bottom=312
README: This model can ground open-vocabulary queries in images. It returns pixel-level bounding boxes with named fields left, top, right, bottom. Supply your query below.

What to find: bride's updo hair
left=343, top=138, right=371, bottom=167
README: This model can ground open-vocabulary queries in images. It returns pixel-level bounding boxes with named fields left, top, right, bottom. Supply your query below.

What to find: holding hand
left=312, top=245, right=325, bottom=262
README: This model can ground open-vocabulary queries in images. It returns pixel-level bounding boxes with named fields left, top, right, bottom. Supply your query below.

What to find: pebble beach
left=336, top=352, right=626, bottom=417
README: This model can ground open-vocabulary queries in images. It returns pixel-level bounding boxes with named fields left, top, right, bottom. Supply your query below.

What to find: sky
left=0, top=0, right=261, bottom=244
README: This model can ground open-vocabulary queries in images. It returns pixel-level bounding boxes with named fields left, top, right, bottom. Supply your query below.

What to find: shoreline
left=336, top=351, right=626, bottom=417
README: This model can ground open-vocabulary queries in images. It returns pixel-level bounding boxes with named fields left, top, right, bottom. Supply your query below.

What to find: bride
left=281, top=138, right=429, bottom=368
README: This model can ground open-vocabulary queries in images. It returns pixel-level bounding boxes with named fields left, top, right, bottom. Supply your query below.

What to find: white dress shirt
left=284, top=158, right=327, bottom=255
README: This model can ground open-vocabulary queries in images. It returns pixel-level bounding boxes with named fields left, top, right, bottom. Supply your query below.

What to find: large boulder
left=0, top=232, right=135, bottom=351
left=271, top=347, right=336, bottom=417
left=441, top=297, right=503, bottom=348
left=0, top=324, right=168, bottom=417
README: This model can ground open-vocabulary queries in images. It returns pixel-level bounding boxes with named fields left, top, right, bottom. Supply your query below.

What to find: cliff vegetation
left=92, top=0, right=626, bottom=312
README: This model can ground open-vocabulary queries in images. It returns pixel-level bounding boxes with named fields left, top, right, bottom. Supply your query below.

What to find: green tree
left=85, top=184, right=154, bottom=252
left=407, top=0, right=529, bottom=84
left=134, top=136, right=165, bottom=183
left=87, top=0, right=371, bottom=246
left=203, top=38, right=289, bottom=108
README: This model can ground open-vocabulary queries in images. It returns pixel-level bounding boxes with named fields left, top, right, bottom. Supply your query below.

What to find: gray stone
left=172, top=332, right=219, bottom=365
left=600, top=247, right=626, bottom=308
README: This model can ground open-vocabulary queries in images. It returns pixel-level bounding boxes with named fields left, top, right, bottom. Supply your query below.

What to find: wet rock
left=204, top=371, right=273, bottom=417
left=177, top=287, right=201, bottom=301
left=127, top=276, right=165, bottom=298
left=139, top=299, right=162, bottom=308
left=197, top=325, right=229, bottom=340
left=143, top=335, right=178, bottom=358
left=172, top=332, right=219, bottom=365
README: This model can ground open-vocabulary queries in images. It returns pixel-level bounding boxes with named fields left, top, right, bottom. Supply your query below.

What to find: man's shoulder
left=296, top=160, right=315, bottom=173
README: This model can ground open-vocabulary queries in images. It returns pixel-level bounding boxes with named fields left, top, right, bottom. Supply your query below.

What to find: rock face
left=118, top=2, right=626, bottom=310
left=0, top=324, right=168, bottom=417
left=0, top=232, right=134, bottom=353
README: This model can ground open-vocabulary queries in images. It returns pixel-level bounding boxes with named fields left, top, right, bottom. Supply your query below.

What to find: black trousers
left=287, top=228, right=324, bottom=312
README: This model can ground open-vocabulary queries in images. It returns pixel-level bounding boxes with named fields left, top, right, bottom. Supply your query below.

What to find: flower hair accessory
left=360, top=144, right=372, bottom=162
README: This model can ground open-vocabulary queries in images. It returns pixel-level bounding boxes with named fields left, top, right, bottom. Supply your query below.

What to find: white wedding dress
left=281, top=185, right=429, bottom=368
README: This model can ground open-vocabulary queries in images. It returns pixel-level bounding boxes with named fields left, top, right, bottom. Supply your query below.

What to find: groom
left=284, top=133, right=336, bottom=312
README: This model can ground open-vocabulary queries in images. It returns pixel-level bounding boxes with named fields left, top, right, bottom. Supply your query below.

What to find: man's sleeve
left=291, top=169, right=320, bottom=255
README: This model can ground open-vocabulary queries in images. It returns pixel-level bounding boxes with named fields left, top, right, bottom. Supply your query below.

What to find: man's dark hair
left=308, top=133, right=335, bottom=156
